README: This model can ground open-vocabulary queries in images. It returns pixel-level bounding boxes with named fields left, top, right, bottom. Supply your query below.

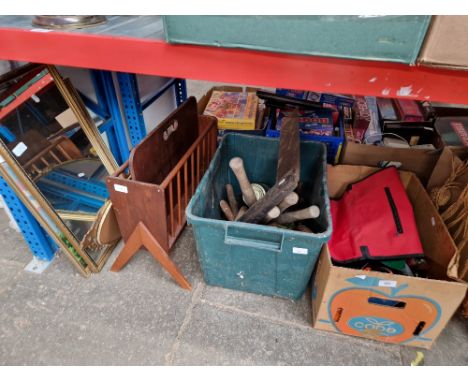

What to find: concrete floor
left=0, top=80, right=467, bottom=365
left=0, top=208, right=467, bottom=366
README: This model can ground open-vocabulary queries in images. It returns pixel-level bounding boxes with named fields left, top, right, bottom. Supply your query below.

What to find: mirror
left=0, top=63, right=120, bottom=273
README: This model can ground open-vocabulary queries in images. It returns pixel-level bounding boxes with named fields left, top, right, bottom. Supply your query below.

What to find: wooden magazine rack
left=106, top=97, right=217, bottom=289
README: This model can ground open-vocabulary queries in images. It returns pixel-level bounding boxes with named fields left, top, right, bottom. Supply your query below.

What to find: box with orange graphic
left=311, top=165, right=467, bottom=349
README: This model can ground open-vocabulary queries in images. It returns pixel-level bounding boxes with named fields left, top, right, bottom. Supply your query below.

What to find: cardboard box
left=427, top=147, right=468, bottom=192
left=312, top=165, right=467, bottom=349
left=419, top=16, right=468, bottom=70
left=427, top=147, right=468, bottom=283
left=341, top=142, right=441, bottom=186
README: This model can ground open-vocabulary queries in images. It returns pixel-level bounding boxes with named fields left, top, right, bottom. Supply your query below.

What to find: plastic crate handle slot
left=224, top=225, right=284, bottom=252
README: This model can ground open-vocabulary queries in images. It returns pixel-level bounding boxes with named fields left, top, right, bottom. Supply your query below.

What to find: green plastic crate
left=163, top=16, right=431, bottom=64
left=186, top=134, right=332, bottom=299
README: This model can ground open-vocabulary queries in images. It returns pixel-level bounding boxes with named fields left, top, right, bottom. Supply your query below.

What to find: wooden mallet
left=278, top=192, right=299, bottom=212
left=264, top=206, right=280, bottom=223
left=220, top=200, right=235, bottom=221
left=235, top=206, right=248, bottom=221
left=229, top=157, right=257, bottom=207
left=225, top=183, right=239, bottom=216
left=275, top=205, right=320, bottom=225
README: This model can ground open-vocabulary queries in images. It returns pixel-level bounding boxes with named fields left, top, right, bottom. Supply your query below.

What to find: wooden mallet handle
left=220, top=200, right=235, bottom=221
left=296, top=223, right=313, bottom=233
left=278, top=192, right=299, bottom=212
left=225, top=184, right=239, bottom=216
left=264, top=206, right=280, bottom=223
left=275, top=205, right=320, bottom=224
left=235, top=206, right=248, bottom=221
left=229, top=157, right=257, bottom=207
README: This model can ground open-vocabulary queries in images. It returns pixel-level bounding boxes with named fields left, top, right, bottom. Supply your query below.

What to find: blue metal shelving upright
left=0, top=176, right=57, bottom=261
left=115, top=72, right=147, bottom=148
left=116, top=73, right=187, bottom=147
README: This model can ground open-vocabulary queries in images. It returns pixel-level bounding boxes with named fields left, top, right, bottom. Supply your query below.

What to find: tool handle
left=264, top=207, right=280, bottom=223
left=296, top=223, right=313, bottom=233
left=239, top=171, right=297, bottom=224
left=220, top=200, right=235, bottom=221
left=229, top=157, right=257, bottom=206
left=278, top=192, right=299, bottom=212
left=275, top=205, right=320, bottom=224
left=225, top=184, right=239, bottom=216
left=235, top=206, right=248, bottom=221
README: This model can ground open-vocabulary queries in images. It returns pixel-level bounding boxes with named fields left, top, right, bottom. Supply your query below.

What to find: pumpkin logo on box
left=322, top=275, right=441, bottom=344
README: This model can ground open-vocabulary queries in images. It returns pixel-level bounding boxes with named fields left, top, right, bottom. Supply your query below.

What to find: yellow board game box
left=203, top=91, right=258, bottom=130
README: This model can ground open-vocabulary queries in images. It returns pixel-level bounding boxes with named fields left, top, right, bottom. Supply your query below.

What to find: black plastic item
left=256, top=90, right=324, bottom=110
left=383, top=121, right=440, bottom=147
left=335, top=259, right=414, bottom=277
left=423, top=102, right=468, bottom=118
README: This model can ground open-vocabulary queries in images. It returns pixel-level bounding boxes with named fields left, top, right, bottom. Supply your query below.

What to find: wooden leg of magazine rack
left=110, top=222, right=191, bottom=291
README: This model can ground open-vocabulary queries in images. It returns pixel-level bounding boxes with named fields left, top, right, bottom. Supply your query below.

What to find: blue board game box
left=266, top=108, right=345, bottom=164
left=276, top=88, right=354, bottom=108
left=276, top=109, right=335, bottom=134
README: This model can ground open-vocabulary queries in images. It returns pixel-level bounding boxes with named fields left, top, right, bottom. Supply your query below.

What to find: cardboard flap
left=427, top=147, right=468, bottom=190
left=448, top=249, right=468, bottom=283
left=419, top=16, right=468, bottom=69
left=341, top=142, right=441, bottom=185
left=405, top=175, right=458, bottom=280
left=327, top=165, right=412, bottom=198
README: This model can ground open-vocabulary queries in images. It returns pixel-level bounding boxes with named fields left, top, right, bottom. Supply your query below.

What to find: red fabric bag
left=329, top=167, right=424, bottom=263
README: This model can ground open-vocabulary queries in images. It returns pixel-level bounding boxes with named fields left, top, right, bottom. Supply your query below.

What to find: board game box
left=435, top=117, right=468, bottom=147
left=275, top=88, right=308, bottom=100
left=203, top=91, right=258, bottom=130
left=395, top=99, right=424, bottom=122
left=377, top=97, right=399, bottom=121
left=307, top=92, right=354, bottom=108
left=352, top=96, right=371, bottom=142
left=364, top=96, right=382, bottom=144
left=276, top=109, right=335, bottom=136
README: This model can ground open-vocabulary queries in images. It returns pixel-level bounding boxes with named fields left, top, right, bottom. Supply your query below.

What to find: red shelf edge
left=1, top=27, right=468, bottom=104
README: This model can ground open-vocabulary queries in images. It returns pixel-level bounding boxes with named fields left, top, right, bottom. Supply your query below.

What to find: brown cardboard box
left=427, top=147, right=468, bottom=193
left=341, top=142, right=441, bottom=186
left=312, top=165, right=467, bottom=349
left=427, top=147, right=468, bottom=284
left=418, top=16, right=468, bottom=70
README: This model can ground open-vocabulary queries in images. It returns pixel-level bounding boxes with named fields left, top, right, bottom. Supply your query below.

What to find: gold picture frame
left=0, top=65, right=120, bottom=275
